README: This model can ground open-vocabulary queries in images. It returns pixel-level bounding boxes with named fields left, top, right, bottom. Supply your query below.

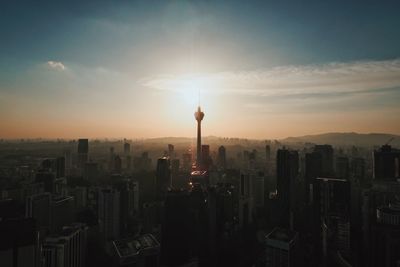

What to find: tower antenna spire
left=198, top=88, right=200, bottom=107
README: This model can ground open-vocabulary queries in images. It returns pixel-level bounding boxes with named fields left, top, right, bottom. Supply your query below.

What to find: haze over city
left=1, top=1, right=400, bottom=139
left=1, top=1, right=400, bottom=267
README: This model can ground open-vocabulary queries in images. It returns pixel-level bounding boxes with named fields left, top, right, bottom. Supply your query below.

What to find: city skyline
left=1, top=1, right=400, bottom=139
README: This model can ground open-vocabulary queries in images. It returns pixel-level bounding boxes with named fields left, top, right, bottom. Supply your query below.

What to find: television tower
left=194, top=106, right=204, bottom=167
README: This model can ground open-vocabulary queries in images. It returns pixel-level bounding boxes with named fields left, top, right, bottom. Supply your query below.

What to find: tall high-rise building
left=113, top=234, right=160, bottom=267
left=373, top=145, right=400, bottom=181
left=156, top=157, right=171, bottom=196
left=168, top=144, right=174, bottom=158
left=336, top=156, right=349, bottom=179
left=371, top=201, right=400, bottom=267
left=114, top=155, right=122, bottom=174
left=112, top=177, right=140, bottom=236
left=64, top=149, right=72, bottom=173
left=276, top=149, right=299, bottom=229
left=194, top=106, right=205, bottom=168
left=315, top=178, right=351, bottom=261
left=77, top=139, right=89, bottom=172
left=266, top=144, right=271, bottom=162
left=26, top=193, right=51, bottom=235
left=55, top=157, right=65, bottom=178
left=109, top=147, right=115, bottom=171
left=42, top=223, right=88, bottom=267
left=313, top=145, right=334, bottom=177
left=161, top=191, right=193, bottom=266
left=182, top=153, right=192, bottom=171
left=50, top=196, right=74, bottom=234
left=124, top=142, right=131, bottom=155
left=305, top=152, right=322, bottom=204
left=239, top=172, right=254, bottom=227
left=201, top=144, right=212, bottom=170
left=217, top=146, right=226, bottom=169
left=98, top=189, right=120, bottom=240
left=265, top=227, right=299, bottom=267
left=0, top=217, right=38, bottom=267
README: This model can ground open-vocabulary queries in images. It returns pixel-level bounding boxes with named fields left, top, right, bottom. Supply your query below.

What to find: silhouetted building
left=314, top=145, right=334, bottom=177
left=133, top=152, right=152, bottom=172
left=266, top=144, right=271, bottom=162
left=124, top=142, right=131, bottom=155
left=316, top=178, right=351, bottom=262
left=305, top=152, right=322, bottom=204
left=84, top=162, right=98, bottom=180
left=50, top=195, right=74, bottom=234
left=42, top=223, right=88, bottom=267
left=182, top=153, right=192, bottom=171
left=276, top=149, right=299, bottom=229
left=114, top=155, right=122, bottom=174
left=350, top=157, right=366, bottom=183
left=156, top=157, right=171, bottom=196
left=112, top=177, right=139, bottom=236
left=364, top=180, right=400, bottom=267
left=336, top=156, right=349, bottom=179
left=373, top=145, right=400, bottom=181
left=0, top=217, right=38, bottom=267
left=26, top=192, right=51, bottom=235
left=201, top=145, right=211, bottom=170
left=254, top=171, right=265, bottom=208
left=113, top=234, right=160, bottom=267
left=217, top=146, right=226, bottom=169
left=109, top=147, right=115, bottom=171
left=77, top=139, right=89, bottom=172
left=161, top=191, right=193, bottom=266
left=265, top=227, right=299, bottom=267
left=55, top=157, right=65, bottom=178
left=239, top=172, right=254, bottom=227
left=168, top=144, right=174, bottom=158
left=98, top=188, right=120, bottom=240
left=36, top=171, right=56, bottom=193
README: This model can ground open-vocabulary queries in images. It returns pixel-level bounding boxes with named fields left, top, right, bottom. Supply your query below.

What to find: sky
left=1, top=0, right=400, bottom=139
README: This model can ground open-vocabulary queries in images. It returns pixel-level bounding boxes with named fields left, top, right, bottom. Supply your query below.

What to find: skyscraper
left=124, top=142, right=131, bottom=155
left=218, top=145, right=226, bottom=169
left=265, top=227, right=299, bottom=267
left=194, top=106, right=205, bottom=168
left=168, top=144, right=174, bottom=158
left=42, top=223, right=88, bottom=267
left=305, top=152, right=322, bottom=204
left=315, top=178, right=351, bottom=262
left=373, top=145, right=400, bottom=181
left=98, top=189, right=120, bottom=240
left=266, top=144, right=271, bottom=162
left=276, top=149, right=299, bottom=229
left=77, top=139, right=89, bottom=172
left=313, top=145, right=334, bottom=177
left=201, top=144, right=211, bottom=170
left=156, top=157, right=171, bottom=196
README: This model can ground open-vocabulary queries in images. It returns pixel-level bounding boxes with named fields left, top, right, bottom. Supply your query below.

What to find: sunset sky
left=1, top=1, right=400, bottom=139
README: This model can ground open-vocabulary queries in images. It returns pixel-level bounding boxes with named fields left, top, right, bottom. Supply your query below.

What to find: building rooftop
left=265, top=227, right=298, bottom=250
left=113, top=234, right=160, bottom=259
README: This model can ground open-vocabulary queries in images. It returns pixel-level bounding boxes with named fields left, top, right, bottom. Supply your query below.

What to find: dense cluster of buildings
left=0, top=106, right=399, bottom=267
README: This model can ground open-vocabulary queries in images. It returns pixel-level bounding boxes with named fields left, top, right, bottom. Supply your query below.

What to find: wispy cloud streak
left=47, top=61, right=66, bottom=71
left=142, top=59, right=400, bottom=97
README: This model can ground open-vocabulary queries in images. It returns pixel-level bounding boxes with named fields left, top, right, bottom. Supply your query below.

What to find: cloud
left=47, top=61, right=66, bottom=71
left=142, top=59, right=400, bottom=98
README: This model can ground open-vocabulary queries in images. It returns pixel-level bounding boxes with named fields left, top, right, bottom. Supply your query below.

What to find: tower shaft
left=197, top=120, right=202, bottom=166
left=194, top=106, right=205, bottom=168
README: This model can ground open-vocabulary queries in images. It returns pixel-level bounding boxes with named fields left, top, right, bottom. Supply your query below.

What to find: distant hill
left=281, top=132, right=400, bottom=147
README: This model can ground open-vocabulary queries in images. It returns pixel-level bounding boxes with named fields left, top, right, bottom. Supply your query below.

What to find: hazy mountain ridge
left=282, top=132, right=400, bottom=147
left=1, top=133, right=399, bottom=147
